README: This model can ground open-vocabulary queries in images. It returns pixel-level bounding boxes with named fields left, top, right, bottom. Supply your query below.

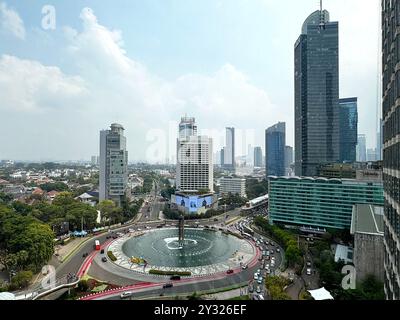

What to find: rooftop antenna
left=319, top=0, right=325, bottom=29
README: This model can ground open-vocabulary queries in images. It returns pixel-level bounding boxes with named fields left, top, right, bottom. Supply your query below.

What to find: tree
left=11, top=271, right=33, bottom=289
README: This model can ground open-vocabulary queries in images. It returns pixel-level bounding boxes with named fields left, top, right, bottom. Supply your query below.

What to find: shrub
left=107, top=251, right=117, bottom=262
left=77, top=280, right=89, bottom=292
left=11, top=271, right=33, bottom=289
left=148, top=269, right=191, bottom=276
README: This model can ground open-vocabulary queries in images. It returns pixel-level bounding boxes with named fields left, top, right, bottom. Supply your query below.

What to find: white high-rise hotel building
left=176, top=117, right=213, bottom=193
left=99, top=123, right=128, bottom=207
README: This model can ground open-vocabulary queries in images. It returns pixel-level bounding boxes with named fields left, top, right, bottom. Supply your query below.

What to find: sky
left=0, top=0, right=381, bottom=163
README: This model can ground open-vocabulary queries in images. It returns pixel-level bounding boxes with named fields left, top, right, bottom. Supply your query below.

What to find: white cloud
left=0, top=2, right=25, bottom=40
left=0, top=7, right=286, bottom=162
left=0, top=55, right=87, bottom=112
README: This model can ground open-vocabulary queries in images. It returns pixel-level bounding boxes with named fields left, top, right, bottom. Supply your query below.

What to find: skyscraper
left=224, top=127, right=235, bottom=171
left=254, top=147, right=263, bottom=168
left=176, top=117, right=213, bottom=193
left=285, top=146, right=294, bottom=176
left=294, top=8, right=340, bottom=176
left=357, top=134, right=367, bottom=162
left=266, top=122, right=286, bottom=177
left=339, top=98, right=358, bottom=163
left=382, top=0, right=400, bottom=300
left=99, top=123, right=128, bottom=207
left=376, top=118, right=383, bottom=161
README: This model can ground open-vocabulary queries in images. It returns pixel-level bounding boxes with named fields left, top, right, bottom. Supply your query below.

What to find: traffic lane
left=100, top=271, right=253, bottom=300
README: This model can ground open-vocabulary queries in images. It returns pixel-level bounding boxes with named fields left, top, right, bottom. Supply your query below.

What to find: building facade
left=339, top=98, right=358, bottom=163
left=285, top=146, right=294, bottom=176
left=266, top=122, right=286, bottom=177
left=99, top=123, right=128, bottom=207
left=357, top=134, right=367, bottom=162
left=382, top=0, right=400, bottom=300
left=254, top=147, right=263, bottom=168
left=219, top=176, right=246, bottom=198
left=224, top=127, right=235, bottom=170
left=294, top=9, right=340, bottom=177
left=268, top=176, right=384, bottom=230
left=176, top=117, right=213, bottom=193
left=350, top=204, right=384, bottom=283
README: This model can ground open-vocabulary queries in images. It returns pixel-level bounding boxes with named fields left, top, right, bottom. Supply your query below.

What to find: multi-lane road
left=27, top=182, right=282, bottom=301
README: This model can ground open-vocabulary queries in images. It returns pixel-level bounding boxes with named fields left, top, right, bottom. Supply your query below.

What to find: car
left=306, top=268, right=312, bottom=275
left=257, top=278, right=263, bottom=284
left=271, top=250, right=274, bottom=255
left=100, top=249, right=105, bottom=254
left=306, top=261, right=312, bottom=267
left=248, top=286, right=254, bottom=293
left=242, top=264, right=248, bottom=270
left=258, top=294, right=265, bottom=300
left=214, top=218, right=219, bottom=222
left=254, top=273, right=259, bottom=280
left=137, top=228, right=142, bottom=231
left=101, top=257, right=107, bottom=263
left=227, top=269, right=234, bottom=274
left=276, top=248, right=281, bottom=253
left=256, top=286, right=261, bottom=294
left=82, top=253, right=89, bottom=258
left=170, top=275, right=181, bottom=280
left=163, top=283, right=173, bottom=289
left=120, top=291, right=133, bottom=299
left=266, top=269, right=271, bottom=274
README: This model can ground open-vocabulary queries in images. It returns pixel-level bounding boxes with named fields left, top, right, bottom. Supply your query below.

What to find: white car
left=242, top=264, right=248, bottom=270
left=256, top=286, right=261, bottom=294
left=254, top=273, right=259, bottom=280
left=306, top=268, right=312, bottom=275
left=120, top=291, right=133, bottom=299
left=266, top=269, right=271, bottom=274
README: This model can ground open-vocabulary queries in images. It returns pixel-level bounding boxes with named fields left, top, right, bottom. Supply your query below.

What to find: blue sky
left=0, top=0, right=381, bottom=162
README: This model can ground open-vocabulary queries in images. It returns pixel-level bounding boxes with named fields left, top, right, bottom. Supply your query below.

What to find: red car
left=226, top=269, right=234, bottom=274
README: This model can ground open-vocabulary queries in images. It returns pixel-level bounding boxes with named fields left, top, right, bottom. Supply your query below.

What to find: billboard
left=175, top=194, right=213, bottom=213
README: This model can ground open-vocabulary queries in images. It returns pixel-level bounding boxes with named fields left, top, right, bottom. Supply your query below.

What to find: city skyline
left=0, top=0, right=381, bottom=162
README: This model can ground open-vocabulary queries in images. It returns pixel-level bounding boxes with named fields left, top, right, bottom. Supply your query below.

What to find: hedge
left=107, top=251, right=117, bottom=262
left=148, top=269, right=191, bottom=276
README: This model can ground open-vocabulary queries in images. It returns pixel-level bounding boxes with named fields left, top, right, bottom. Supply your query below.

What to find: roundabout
left=106, top=227, right=257, bottom=277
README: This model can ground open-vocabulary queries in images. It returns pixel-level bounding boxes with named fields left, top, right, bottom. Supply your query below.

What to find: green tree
left=11, top=270, right=33, bottom=289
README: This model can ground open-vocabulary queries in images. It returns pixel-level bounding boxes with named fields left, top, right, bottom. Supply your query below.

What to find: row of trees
left=310, top=239, right=384, bottom=300
left=0, top=204, right=54, bottom=290
left=219, top=193, right=247, bottom=208
left=254, top=217, right=303, bottom=269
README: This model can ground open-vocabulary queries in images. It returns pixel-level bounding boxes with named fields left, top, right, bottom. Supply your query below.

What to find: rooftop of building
left=268, top=175, right=383, bottom=185
left=350, top=204, right=384, bottom=236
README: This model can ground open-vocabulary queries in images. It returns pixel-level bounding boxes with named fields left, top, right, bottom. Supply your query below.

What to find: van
left=163, top=283, right=173, bottom=289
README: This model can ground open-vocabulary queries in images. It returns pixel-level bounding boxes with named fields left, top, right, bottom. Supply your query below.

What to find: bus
left=94, top=240, right=100, bottom=251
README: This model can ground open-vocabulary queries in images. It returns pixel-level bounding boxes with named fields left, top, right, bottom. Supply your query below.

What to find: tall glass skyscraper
left=294, top=9, right=340, bottom=176
left=224, top=127, right=235, bottom=171
left=357, top=134, right=367, bottom=162
left=339, top=98, right=358, bottom=163
left=254, top=147, right=263, bottom=168
left=266, top=122, right=286, bottom=177
left=382, top=0, right=400, bottom=300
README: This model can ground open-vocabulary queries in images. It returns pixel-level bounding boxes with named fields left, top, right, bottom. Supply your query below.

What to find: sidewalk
left=202, top=287, right=248, bottom=300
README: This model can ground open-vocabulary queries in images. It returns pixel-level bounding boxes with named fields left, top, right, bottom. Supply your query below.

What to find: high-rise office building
left=254, top=147, right=263, bottom=168
left=99, top=123, right=128, bottom=207
left=377, top=118, right=383, bottom=161
left=285, top=146, right=294, bottom=176
left=220, top=147, right=225, bottom=168
left=339, top=98, right=358, bottom=163
left=357, top=134, right=367, bottom=162
left=176, top=117, right=213, bottom=193
left=382, top=0, right=400, bottom=300
left=224, top=127, right=235, bottom=170
left=367, top=148, right=377, bottom=162
left=294, top=8, right=340, bottom=176
left=266, top=122, right=286, bottom=177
